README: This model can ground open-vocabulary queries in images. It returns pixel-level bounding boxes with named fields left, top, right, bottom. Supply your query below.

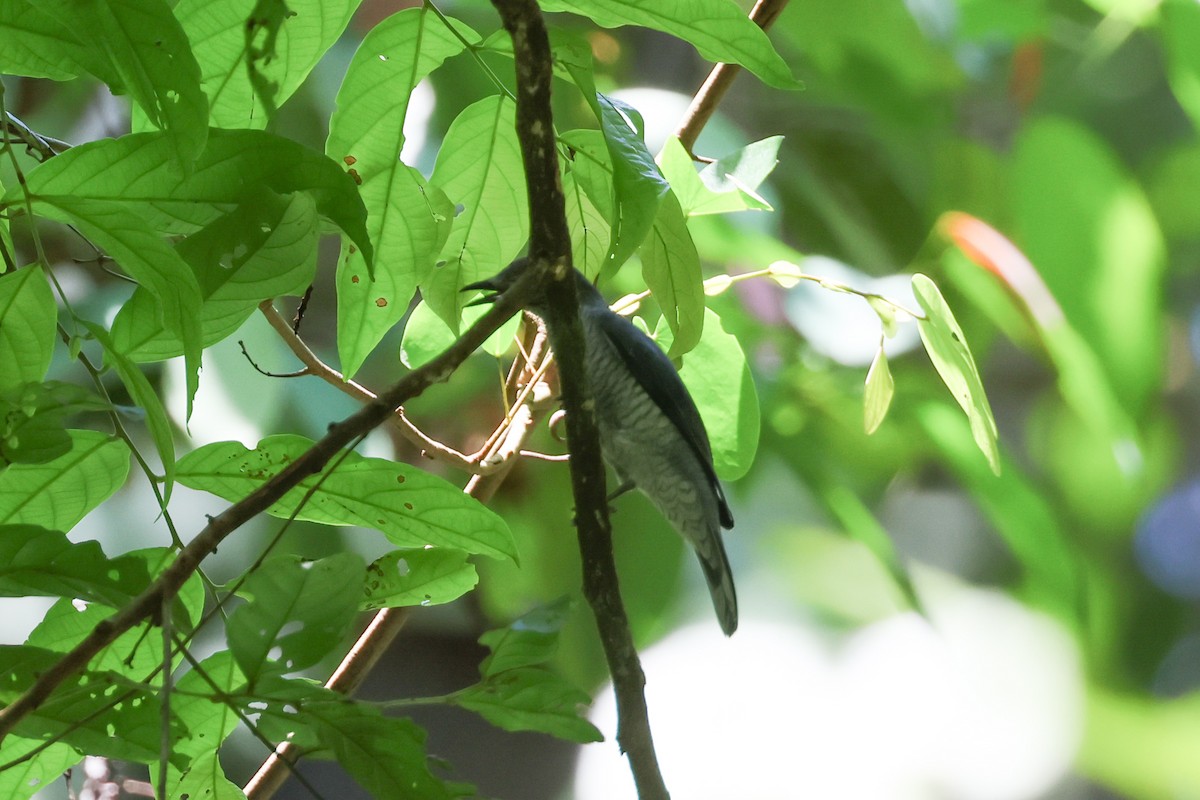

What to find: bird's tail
left=695, top=531, right=738, bottom=636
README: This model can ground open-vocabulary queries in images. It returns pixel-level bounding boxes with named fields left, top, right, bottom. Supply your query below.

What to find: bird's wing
left=596, top=310, right=734, bottom=528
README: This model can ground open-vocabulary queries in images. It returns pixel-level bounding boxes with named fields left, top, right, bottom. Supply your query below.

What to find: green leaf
left=169, top=750, right=245, bottom=800
left=83, top=323, right=177, bottom=499
left=0, top=266, right=56, bottom=392
left=362, top=549, right=478, bottom=610
left=336, top=168, right=454, bottom=378
left=659, top=136, right=778, bottom=217
left=477, top=599, right=570, bottom=677
left=227, top=553, right=364, bottom=683
left=0, top=429, right=130, bottom=531
left=326, top=6, right=472, bottom=376
left=7, top=130, right=372, bottom=263
left=0, top=4, right=83, bottom=80
left=654, top=308, right=760, bottom=480
left=172, top=651, right=245, bottom=761
left=0, top=382, right=108, bottom=466
left=399, top=299, right=521, bottom=369
left=641, top=190, right=704, bottom=357
left=0, top=646, right=174, bottom=765
left=562, top=130, right=615, bottom=223
left=455, top=667, right=602, bottom=743
left=1163, top=0, right=1200, bottom=128
left=0, top=525, right=151, bottom=607
left=539, top=0, right=798, bottom=90
left=598, top=95, right=669, bottom=270
left=308, top=704, right=470, bottom=799
left=176, top=435, right=517, bottom=560
left=912, top=273, right=1000, bottom=474
left=31, top=198, right=204, bottom=418
left=111, top=191, right=319, bottom=362
left=1013, top=117, right=1164, bottom=414
left=39, top=0, right=208, bottom=169
left=174, top=0, right=359, bottom=129
left=0, top=736, right=79, bottom=800
left=863, top=338, right=894, bottom=435
left=425, top=95, right=528, bottom=330
left=564, top=170, right=611, bottom=280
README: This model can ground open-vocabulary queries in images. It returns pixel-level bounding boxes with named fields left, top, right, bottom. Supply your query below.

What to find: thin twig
left=675, top=0, right=790, bottom=156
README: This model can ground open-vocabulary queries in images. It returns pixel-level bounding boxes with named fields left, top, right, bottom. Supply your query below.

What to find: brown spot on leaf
left=344, top=155, right=357, bottom=165
left=348, top=168, right=362, bottom=185
left=375, top=298, right=388, bottom=307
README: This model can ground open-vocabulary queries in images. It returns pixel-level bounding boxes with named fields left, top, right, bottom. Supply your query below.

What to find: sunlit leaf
left=176, top=435, right=517, bottom=560
left=863, top=338, right=894, bottom=435
left=455, top=667, right=602, bottom=743
left=598, top=95, right=669, bottom=270
left=399, top=299, right=520, bottom=369
left=0, top=382, right=107, bottom=466
left=0, top=525, right=151, bottom=608
left=425, top=95, right=528, bottom=330
left=0, top=430, right=130, bottom=531
left=642, top=190, right=704, bottom=357
left=539, top=0, right=799, bottom=90
left=0, top=266, right=55, bottom=392
left=0, top=4, right=82, bottom=79
left=362, top=549, right=478, bottom=610
left=912, top=274, right=1000, bottom=474
left=0, top=736, right=79, bottom=800
left=659, top=136, right=779, bottom=217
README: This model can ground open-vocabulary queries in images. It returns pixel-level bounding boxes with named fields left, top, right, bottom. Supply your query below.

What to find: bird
left=464, top=258, right=738, bottom=636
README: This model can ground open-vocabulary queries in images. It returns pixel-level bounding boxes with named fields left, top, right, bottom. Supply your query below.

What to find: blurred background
left=4, top=0, right=1200, bottom=797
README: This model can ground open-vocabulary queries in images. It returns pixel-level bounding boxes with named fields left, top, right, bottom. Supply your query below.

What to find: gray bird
left=465, top=259, right=737, bottom=635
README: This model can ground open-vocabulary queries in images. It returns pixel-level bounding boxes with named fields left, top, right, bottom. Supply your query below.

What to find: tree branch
left=675, top=0, right=790, bottom=155
left=490, top=0, right=669, bottom=796
left=0, top=273, right=536, bottom=744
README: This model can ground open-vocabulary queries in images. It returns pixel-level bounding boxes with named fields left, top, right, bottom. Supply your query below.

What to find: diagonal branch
left=0, top=271, right=537, bottom=744
left=490, top=0, right=669, bottom=797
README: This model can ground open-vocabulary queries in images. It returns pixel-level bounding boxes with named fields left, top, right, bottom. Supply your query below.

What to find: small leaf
left=0, top=736, right=79, bottom=800
left=169, top=751, right=245, bottom=800
left=0, top=266, right=56, bottom=392
left=863, top=337, right=894, bottom=435
left=659, top=136, right=780, bottom=217
left=362, top=549, right=478, bottom=610
left=767, top=259, right=804, bottom=287
left=177, top=435, right=517, bottom=560
left=912, top=273, right=1000, bottom=474
left=477, top=599, right=571, bottom=677
left=0, top=382, right=108, bottom=466
left=227, top=553, right=365, bottom=684
left=172, top=651, right=245, bottom=761
left=399, top=300, right=520, bottom=369
left=0, top=430, right=130, bottom=531
left=867, top=295, right=900, bottom=338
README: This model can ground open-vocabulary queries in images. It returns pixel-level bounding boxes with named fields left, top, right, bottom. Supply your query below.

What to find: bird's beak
left=461, top=278, right=502, bottom=307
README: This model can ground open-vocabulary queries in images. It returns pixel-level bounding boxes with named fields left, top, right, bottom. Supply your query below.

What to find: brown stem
left=675, top=0, right=791, bottom=155
left=491, top=0, right=669, bottom=797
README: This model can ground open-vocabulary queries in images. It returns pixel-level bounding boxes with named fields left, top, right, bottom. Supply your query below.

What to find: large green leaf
left=0, top=429, right=130, bottom=531
left=227, top=553, right=364, bottom=683
left=425, top=95, right=529, bottom=329
left=0, top=4, right=83, bottom=79
left=912, top=273, right=1000, bottom=474
left=111, top=191, right=319, bottom=362
left=0, top=646, right=174, bottom=765
left=641, top=190, right=704, bottom=357
left=654, top=308, right=760, bottom=480
left=326, top=6, right=472, bottom=374
left=563, top=170, right=611, bottom=279
left=7, top=129, right=372, bottom=262
left=307, top=704, right=469, bottom=799
left=169, top=751, right=245, bottom=800
left=398, top=299, right=520, bottom=369
left=539, top=0, right=798, bottom=90
left=174, top=0, right=359, bottom=129
left=0, top=525, right=151, bottom=608
left=38, top=0, right=208, bottom=169
left=658, top=135, right=780, bottom=217
left=0, top=266, right=55, bottom=393
left=176, top=435, right=517, bottom=560
left=362, top=549, right=478, bottom=610
left=31, top=198, right=204, bottom=417
left=597, top=95, right=669, bottom=270
left=171, top=650, right=245, bottom=762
